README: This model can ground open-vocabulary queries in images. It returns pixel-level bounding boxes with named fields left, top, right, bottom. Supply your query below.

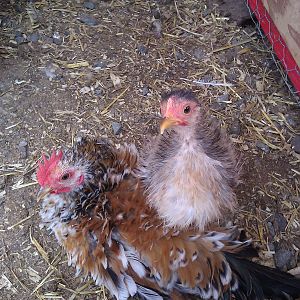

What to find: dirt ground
left=0, top=1, right=300, bottom=299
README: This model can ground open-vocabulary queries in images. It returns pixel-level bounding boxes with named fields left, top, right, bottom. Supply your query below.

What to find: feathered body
left=141, top=90, right=240, bottom=229
left=37, top=138, right=300, bottom=300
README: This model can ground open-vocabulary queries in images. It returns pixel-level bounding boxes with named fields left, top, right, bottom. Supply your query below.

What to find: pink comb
left=36, top=150, right=63, bottom=186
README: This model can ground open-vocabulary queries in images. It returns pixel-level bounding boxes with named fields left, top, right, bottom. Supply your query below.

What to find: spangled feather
left=125, top=250, right=147, bottom=278
left=38, top=137, right=300, bottom=300
left=136, top=285, right=164, bottom=300
left=124, top=274, right=137, bottom=296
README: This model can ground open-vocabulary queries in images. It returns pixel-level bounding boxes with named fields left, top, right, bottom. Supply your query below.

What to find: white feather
left=124, top=274, right=137, bottom=296
left=145, top=135, right=224, bottom=230
left=118, top=244, right=128, bottom=269
left=137, top=285, right=164, bottom=300
left=125, top=251, right=146, bottom=278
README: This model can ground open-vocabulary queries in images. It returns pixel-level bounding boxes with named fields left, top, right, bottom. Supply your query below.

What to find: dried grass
left=0, top=0, right=299, bottom=299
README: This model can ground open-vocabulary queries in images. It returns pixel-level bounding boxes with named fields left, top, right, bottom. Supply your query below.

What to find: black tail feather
left=225, top=252, right=300, bottom=300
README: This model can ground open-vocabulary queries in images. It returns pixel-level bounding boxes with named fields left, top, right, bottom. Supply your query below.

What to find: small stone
left=229, top=119, right=241, bottom=135
left=110, top=73, right=121, bottom=88
left=291, top=196, right=300, bottom=204
left=15, top=32, right=26, bottom=44
left=83, top=70, right=93, bottom=84
left=142, top=86, right=149, bottom=96
left=80, top=86, right=90, bottom=94
left=93, top=61, right=108, bottom=69
left=256, top=80, right=264, bottom=92
left=42, top=36, right=54, bottom=44
left=224, top=49, right=236, bottom=63
left=202, top=8, right=212, bottom=17
left=83, top=1, right=95, bottom=9
left=175, top=50, right=184, bottom=60
left=15, top=3, right=24, bottom=13
left=27, top=33, right=39, bottom=43
left=280, top=191, right=290, bottom=201
left=268, top=243, right=275, bottom=252
left=211, top=102, right=226, bottom=111
left=256, top=141, right=270, bottom=153
left=0, top=171, right=5, bottom=184
left=107, top=109, right=116, bottom=118
left=94, top=88, right=103, bottom=96
left=236, top=58, right=243, bottom=65
left=267, top=222, right=275, bottom=238
left=193, top=48, right=205, bottom=60
left=217, top=93, right=229, bottom=103
left=242, top=144, right=249, bottom=151
left=52, top=32, right=62, bottom=45
left=263, top=58, right=274, bottom=68
left=111, top=122, right=122, bottom=135
left=272, top=212, right=288, bottom=233
left=151, top=8, right=161, bottom=19
left=218, top=53, right=226, bottom=65
left=235, top=97, right=247, bottom=109
left=18, top=140, right=28, bottom=159
left=151, top=19, right=162, bottom=38
left=286, top=111, right=300, bottom=128
left=274, top=239, right=297, bottom=271
left=137, top=45, right=148, bottom=55
left=292, top=135, right=300, bottom=154
left=78, top=14, right=98, bottom=26
left=293, top=237, right=300, bottom=249
left=44, top=63, right=63, bottom=81
left=245, top=75, right=256, bottom=88
left=226, top=71, right=237, bottom=82
left=201, top=74, right=213, bottom=83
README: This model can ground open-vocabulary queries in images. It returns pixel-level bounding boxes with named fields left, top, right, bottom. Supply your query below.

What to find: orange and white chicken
left=36, top=137, right=300, bottom=300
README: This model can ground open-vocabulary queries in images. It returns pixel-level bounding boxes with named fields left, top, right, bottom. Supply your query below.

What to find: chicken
left=37, top=137, right=300, bottom=300
left=140, top=89, right=240, bottom=230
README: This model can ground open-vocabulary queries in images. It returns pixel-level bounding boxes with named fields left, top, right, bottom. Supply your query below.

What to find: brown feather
left=38, top=137, right=300, bottom=300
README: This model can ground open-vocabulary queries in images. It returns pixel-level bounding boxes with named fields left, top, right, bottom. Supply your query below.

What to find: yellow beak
left=37, top=187, right=53, bottom=202
left=160, top=117, right=180, bottom=134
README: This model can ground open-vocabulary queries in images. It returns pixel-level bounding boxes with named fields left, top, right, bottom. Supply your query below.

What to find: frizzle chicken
left=141, top=90, right=240, bottom=230
left=37, top=138, right=300, bottom=300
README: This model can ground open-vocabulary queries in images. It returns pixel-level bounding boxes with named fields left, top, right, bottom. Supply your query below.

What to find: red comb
left=36, top=150, right=63, bottom=186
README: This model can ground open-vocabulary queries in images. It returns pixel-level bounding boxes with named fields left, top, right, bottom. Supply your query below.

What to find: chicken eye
left=61, top=173, right=70, bottom=181
left=183, top=106, right=191, bottom=114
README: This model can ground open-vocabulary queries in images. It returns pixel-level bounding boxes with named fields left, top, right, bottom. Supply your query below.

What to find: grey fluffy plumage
left=140, top=90, right=241, bottom=230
